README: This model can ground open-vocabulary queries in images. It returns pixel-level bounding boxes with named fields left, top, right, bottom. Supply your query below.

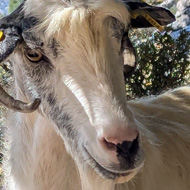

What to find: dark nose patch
left=116, top=135, right=139, bottom=163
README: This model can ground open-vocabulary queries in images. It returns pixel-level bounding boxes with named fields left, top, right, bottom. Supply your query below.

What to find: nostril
left=129, top=135, right=139, bottom=155
left=103, top=138, right=116, bottom=150
left=99, top=129, right=140, bottom=152
left=117, top=141, right=133, bottom=154
left=117, top=135, right=139, bottom=156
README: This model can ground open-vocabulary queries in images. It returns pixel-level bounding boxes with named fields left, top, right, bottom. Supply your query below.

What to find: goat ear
left=0, top=3, right=24, bottom=62
left=125, top=1, right=176, bottom=30
left=0, top=28, right=22, bottom=62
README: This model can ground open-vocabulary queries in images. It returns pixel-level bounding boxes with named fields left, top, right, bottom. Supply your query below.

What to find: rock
left=172, top=0, right=190, bottom=30
left=160, top=0, right=190, bottom=30
left=0, top=0, right=9, bottom=16
left=161, top=0, right=178, bottom=10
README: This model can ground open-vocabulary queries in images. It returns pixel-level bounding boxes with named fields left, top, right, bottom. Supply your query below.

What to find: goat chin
left=114, top=171, right=138, bottom=184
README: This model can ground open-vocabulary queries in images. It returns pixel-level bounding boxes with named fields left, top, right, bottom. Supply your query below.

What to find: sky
left=0, top=0, right=9, bottom=16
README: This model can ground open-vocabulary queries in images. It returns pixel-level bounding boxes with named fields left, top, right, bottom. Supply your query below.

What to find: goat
left=1, top=0, right=187, bottom=190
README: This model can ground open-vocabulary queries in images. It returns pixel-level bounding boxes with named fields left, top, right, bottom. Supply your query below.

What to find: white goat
left=1, top=0, right=188, bottom=190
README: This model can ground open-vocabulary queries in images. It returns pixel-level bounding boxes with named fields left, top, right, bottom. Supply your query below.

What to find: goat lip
left=82, top=145, right=140, bottom=181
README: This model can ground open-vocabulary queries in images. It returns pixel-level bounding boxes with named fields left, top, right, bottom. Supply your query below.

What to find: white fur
left=5, top=85, right=190, bottom=190
left=2, top=0, right=190, bottom=190
left=22, top=0, right=138, bottom=174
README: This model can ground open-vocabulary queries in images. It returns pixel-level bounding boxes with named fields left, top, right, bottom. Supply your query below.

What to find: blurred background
left=0, top=0, right=190, bottom=188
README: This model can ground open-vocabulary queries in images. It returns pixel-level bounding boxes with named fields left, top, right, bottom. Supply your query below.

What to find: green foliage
left=8, top=0, right=22, bottom=13
left=0, top=64, right=12, bottom=87
left=126, top=28, right=190, bottom=99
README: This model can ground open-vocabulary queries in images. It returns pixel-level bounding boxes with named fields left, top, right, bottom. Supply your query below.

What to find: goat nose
left=117, top=141, right=133, bottom=153
left=116, top=137, right=139, bottom=156
left=99, top=128, right=139, bottom=154
left=103, top=135, right=139, bottom=156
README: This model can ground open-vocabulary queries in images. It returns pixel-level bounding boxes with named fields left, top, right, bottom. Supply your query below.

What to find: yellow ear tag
left=131, top=11, right=165, bottom=32
left=0, top=31, right=5, bottom=42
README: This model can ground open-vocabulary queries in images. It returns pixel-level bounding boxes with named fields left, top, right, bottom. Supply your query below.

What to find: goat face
left=0, top=0, right=175, bottom=183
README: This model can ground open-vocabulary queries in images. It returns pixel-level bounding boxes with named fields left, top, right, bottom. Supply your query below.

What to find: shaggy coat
left=1, top=0, right=188, bottom=190
left=4, top=86, right=190, bottom=190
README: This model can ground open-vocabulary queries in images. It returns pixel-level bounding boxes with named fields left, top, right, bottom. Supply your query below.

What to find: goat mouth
left=82, top=145, right=143, bottom=182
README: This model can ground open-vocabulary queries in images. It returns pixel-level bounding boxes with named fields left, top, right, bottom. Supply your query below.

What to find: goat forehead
left=23, top=0, right=130, bottom=70
left=24, top=0, right=130, bottom=37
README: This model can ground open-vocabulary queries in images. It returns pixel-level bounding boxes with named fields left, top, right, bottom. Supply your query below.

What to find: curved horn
left=0, top=3, right=41, bottom=113
left=0, top=85, right=41, bottom=113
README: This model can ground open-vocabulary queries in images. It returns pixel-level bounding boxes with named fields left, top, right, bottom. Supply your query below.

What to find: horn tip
left=31, top=98, right=41, bottom=110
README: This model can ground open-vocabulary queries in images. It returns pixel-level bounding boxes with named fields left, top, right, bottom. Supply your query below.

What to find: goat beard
left=114, top=170, right=137, bottom=184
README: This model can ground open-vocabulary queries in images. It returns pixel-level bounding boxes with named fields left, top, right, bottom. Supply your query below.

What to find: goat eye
left=25, top=49, right=43, bottom=62
left=109, top=17, right=125, bottom=35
